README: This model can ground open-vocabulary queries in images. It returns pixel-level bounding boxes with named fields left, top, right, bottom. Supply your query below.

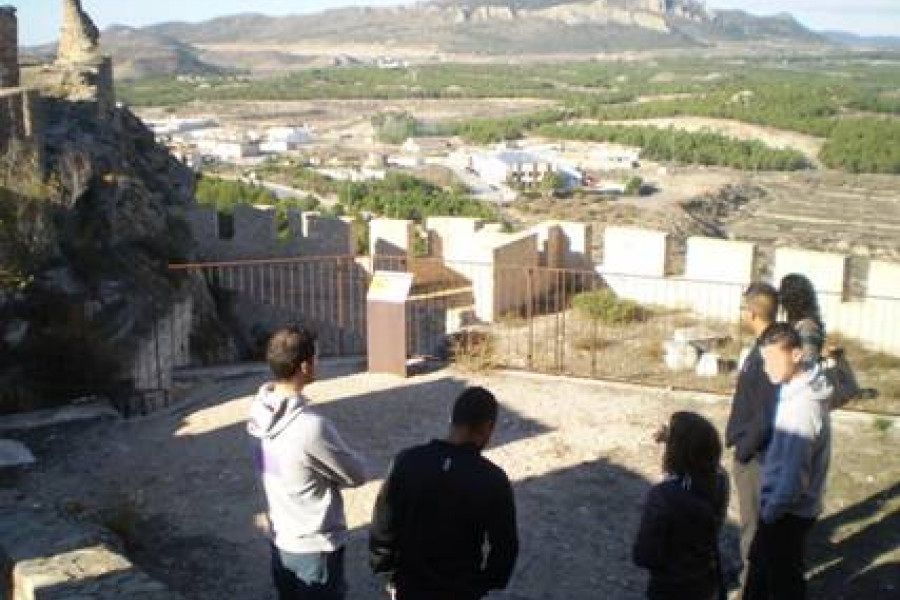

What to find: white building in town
left=260, top=126, right=313, bottom=154
left=593, top=144, right=641, bottom=170
left=146, top=117, right=218, bottom=137
left=471, top=150, right=582, bottom=188
left=196, top=137, right=261, bottom=161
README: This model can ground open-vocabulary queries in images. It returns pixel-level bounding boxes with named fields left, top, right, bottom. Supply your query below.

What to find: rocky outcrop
left=447, top=1, right=700, bottom=30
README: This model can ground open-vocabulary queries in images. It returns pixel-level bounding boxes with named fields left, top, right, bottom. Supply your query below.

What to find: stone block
left=868, top=260, right=900, bottom=299
left=370, top=218, right=414, bottom=257
left=601, top=227, right=669, bottom=278
left=774, top=247, right=848, bottom=296
left=685, top=237, right=756, bottom=284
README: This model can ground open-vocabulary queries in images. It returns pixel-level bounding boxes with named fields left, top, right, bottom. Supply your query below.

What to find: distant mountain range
left=25, top=0, right=878, bottom=80
left=822, top=31, right=900, bottom=49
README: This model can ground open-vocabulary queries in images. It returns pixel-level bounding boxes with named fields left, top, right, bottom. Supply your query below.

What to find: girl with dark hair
left=634, top=412, right=730, bottom=600
left=779, top=273, right=826, bottom=367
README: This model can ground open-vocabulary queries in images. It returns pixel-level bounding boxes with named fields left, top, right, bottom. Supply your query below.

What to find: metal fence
left=166, top=254, right=900, bottom=411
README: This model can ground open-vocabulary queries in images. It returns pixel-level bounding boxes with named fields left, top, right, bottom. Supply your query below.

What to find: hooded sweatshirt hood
left=248, top=382, right=306, bottom=440
left=248, top=381, right=368, bottom=554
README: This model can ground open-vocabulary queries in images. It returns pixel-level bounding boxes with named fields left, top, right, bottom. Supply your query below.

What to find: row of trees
left=537, top=123, right=810, bottom=171
left=338, top=172, right=498, bottom=222
left=820, top=118, right=900, bottom=174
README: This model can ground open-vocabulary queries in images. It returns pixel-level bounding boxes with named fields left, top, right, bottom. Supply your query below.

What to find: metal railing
left=164, top=254, right=900, bottom=411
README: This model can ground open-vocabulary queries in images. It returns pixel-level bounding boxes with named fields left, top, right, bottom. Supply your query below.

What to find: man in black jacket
left=369, top=387, right=519, bottom=600
left=726, top=282, right=779, bottom=593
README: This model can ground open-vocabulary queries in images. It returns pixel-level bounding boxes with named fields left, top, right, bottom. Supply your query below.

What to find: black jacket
left=726, top=337, right=779, bottom=463
left=633, top=472, right=729, bottom=600
left=369, top=440, right=518, bottom=600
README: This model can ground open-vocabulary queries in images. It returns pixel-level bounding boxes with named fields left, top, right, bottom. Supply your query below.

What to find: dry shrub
left=449, top=330, right=497, bottom=373
left=573, top=289, right=649, bottom=325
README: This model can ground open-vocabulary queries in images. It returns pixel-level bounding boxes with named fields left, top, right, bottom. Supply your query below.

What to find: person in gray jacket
left=249, top=326, right=368, bottom=600
left=743, top=323, right=832, bottom=600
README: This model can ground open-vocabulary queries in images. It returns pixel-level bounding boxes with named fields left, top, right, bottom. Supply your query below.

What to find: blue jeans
left=271, top=545, right=346, bottom=600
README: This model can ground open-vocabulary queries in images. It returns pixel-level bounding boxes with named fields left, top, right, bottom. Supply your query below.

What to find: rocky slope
left=0, top=98, right=234, bottom=413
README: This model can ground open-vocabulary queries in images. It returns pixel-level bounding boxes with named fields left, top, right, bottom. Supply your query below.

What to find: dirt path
left=11, top=366, right=900, bottom=599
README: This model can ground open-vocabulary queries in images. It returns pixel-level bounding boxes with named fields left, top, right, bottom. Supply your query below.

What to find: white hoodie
left=248, top=383, right=368, bottom=553
left=760, top=364, right=833, bottom=524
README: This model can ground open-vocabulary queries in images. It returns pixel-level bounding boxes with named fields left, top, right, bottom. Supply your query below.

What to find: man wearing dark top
left=725, top=283, right=779, bottom=593
left=369, top=387, right=519, bottom=600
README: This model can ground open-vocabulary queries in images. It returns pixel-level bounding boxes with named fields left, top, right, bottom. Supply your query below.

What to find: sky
left=8, top=0, right=900, bottom=46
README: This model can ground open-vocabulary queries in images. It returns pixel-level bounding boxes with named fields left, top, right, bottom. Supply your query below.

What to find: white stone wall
left=597, top=227, right=900, bottom=355
left=600, top=227, right=669, bottom=278
left=774, top=247, right=849, bottom=296
left=370, top=218, right=415, bottom=258
left=685, top=237, right=756, bottom=284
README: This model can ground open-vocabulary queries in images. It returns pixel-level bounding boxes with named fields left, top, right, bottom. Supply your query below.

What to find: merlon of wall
left=685, top=236, right=756, bottom=284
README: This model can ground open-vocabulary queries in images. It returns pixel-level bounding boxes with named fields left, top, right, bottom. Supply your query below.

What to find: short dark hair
left=451, top=387, right=498, bottom=428
left=266, top=326, right=317, bottom=380
left=663, top=411, right=721, bottom=487
left=744, top=282, right=778, bottom=323
left=759, top=322, right=801, bottom=350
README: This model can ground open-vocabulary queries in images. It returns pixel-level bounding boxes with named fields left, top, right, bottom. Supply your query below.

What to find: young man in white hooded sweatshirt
left=743, top=322, right=832, bottom=600
left=249, top=326, right=368, bottom=600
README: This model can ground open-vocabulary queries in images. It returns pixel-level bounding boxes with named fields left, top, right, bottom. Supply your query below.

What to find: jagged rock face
left=58, top=0, right=100, bottom=64
left=0, top=100, right=235, bottom=414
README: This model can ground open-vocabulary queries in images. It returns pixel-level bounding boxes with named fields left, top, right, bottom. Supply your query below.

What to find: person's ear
left=790, top=347, right=804, bottom=365
left=300, top=359, right=315, bottom=383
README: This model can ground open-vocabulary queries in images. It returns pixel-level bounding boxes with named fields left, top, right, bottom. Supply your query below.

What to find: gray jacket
left=760, top=365, right=832, bottom=524
left=248, top=383, right=368, bottom=553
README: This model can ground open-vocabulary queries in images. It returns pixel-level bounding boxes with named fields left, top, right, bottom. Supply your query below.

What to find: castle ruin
left=0, top=0, right=116, bottom=161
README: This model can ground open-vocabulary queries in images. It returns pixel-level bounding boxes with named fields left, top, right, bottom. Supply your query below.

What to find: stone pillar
left=0, top=6, right=19, bottom=88
left=58, top=0, right=100, bottom=65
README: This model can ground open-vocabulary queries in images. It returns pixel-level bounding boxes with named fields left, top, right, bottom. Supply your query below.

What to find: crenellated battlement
left=185, top=204, right=354, bottom=261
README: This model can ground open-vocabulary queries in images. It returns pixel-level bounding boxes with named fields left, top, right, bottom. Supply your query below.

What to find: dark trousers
left=743, top=514, right=815, bottom=600
left=272, top=545, right=346, bottom=600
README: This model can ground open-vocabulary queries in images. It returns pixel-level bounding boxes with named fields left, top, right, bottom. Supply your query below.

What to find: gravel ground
left=8, top=364, right=899, bottom=599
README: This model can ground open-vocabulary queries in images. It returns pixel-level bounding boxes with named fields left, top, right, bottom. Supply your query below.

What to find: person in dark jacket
left=635, top=411, right=730, bottom=600
left=726, top=282, right=779, bottom=593
left=369, top=387, right=518, bottom=600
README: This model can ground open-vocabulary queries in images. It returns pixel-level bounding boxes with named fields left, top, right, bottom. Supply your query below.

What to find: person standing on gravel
left=369, top=386, right=519, bottom=600
left=249, top=326, right=368, bottom=600
left=726, top=282, right=780, bottom=594
left=743, top=323, right=832, bottom=600
left=634, top=411, right=730, bottom=600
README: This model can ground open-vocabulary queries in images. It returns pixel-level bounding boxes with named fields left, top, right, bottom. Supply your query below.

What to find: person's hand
left=386, top=582, right=397, bottom=600
left=652, top=424, right=668, bottom=444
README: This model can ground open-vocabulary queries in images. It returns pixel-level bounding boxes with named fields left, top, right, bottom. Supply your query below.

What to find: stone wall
left=0, top=6, right=18, bottom=88
left=596, top=227, right=900, bottom=355
left=185, top=205, right=354, bottom=261
left=129, top=297, right=193, bottom=414
left=0, top=505, right=184, bottom=599
left=0, top=88, right=40, bottom=155
left=20, top=56, right=115, bottom=118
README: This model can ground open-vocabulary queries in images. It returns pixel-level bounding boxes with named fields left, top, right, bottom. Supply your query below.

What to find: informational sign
left=367, top=271, right=413, bottom=304
left=367, top=271, right=413, bottom=377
